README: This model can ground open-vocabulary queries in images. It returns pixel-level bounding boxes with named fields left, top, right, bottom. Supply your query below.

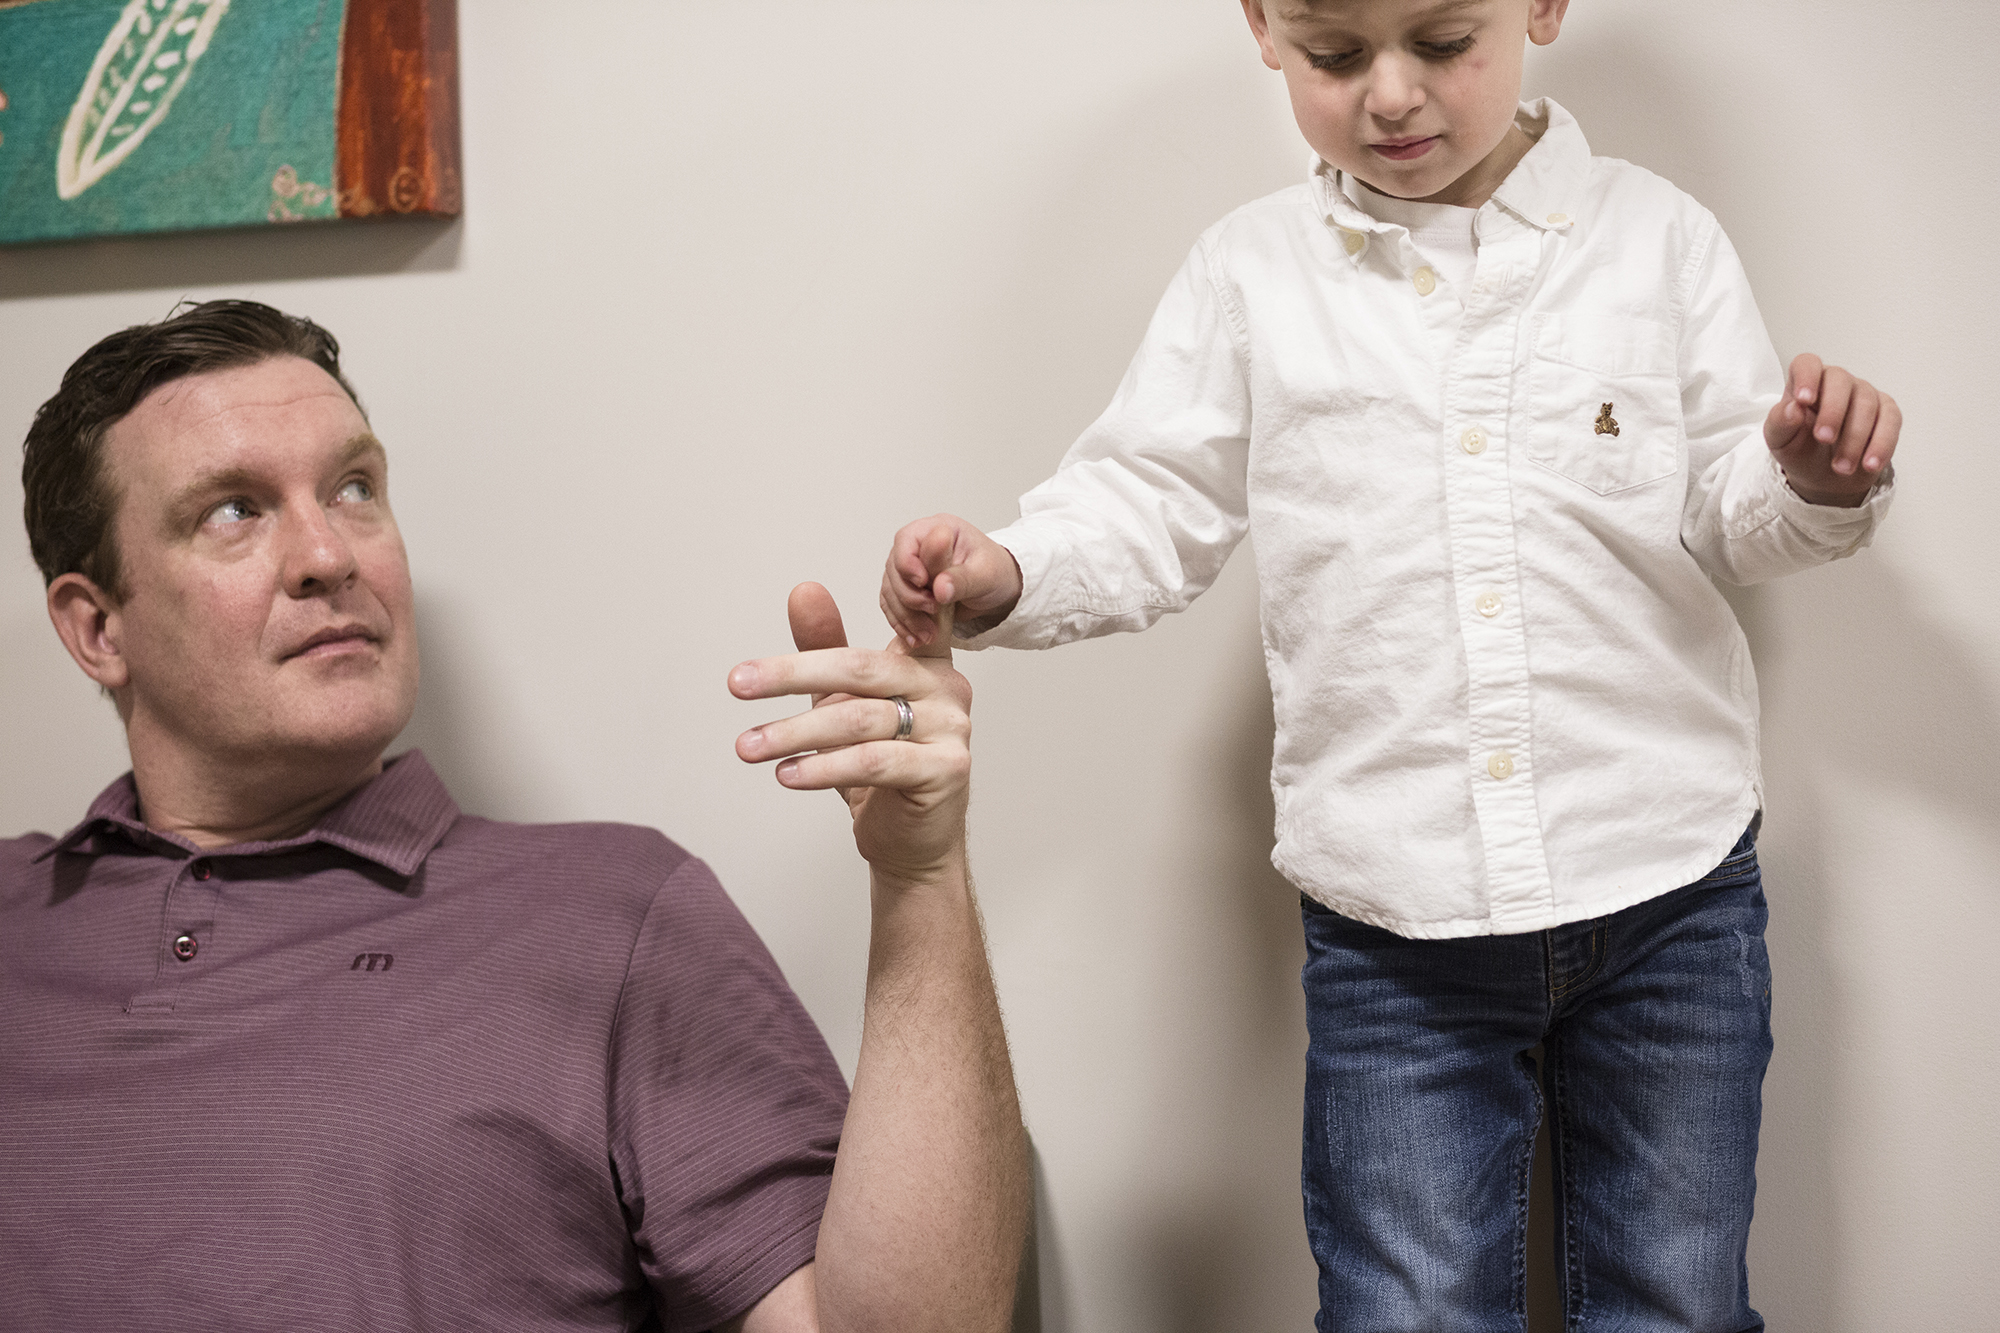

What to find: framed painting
left=0, top=0, right=460, bottom=245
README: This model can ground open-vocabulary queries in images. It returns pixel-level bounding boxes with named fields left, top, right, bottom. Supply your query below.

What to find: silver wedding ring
left=890, top=695, right=915, bottom=742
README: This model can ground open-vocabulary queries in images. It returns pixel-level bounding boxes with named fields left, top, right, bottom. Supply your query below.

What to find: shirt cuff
left=1768, top=452, right=1896, bottom=545
left=951, top=523, right=1064, bottom=650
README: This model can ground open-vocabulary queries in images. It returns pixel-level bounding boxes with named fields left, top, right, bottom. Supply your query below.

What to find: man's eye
left=335, top=478, right=375, bottom=504
left=206, top=498, right=255, bottom=526
left=1306, top=49, right=1361, bottom=72
left=1417, top=35, right=1476, bottom=58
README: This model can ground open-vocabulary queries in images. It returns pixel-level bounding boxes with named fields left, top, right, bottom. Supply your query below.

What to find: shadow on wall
left=388, top=589, right=549, bottom=823
left=0, top=216, right=460, bottom=301
left=1132, top=619, right=1323, bottom=1333
left=1728, top=553, right=2000, bottom=1332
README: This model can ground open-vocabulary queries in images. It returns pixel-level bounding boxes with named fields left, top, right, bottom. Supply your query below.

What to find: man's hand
left=727, top=583, right=1029, bottom=1333
left=881, top=515, right=1022, bottom=649
left=731, top=583, right=971, bottom=884
left=1763, top=353, right=1901, bottom=507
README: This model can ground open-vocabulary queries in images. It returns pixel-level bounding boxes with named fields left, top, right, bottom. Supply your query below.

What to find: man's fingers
left=729, top=645, right=944, bottom=704
left=739, top=694, right=965, bottom=764
left=788, top=582, right=849, bottom=654
left=773, top=738, right=971, bottom=794
left=909, top=602, right=955, bottom=662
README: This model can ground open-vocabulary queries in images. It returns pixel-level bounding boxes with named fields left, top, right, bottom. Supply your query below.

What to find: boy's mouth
left=1371, top=135, right=1440, bottom=161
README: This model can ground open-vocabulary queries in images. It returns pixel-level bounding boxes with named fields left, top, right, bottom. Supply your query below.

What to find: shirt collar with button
left=32, top=748, right=461, bottom=879
left=1315, top=97, right=1591, bottom=264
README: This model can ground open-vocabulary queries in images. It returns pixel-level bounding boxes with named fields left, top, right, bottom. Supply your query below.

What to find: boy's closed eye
left=1304, top=32, right=1478, bottom=73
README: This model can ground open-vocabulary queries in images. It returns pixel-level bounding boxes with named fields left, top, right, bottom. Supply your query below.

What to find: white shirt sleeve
left=961, top=238, right=1254, bottom=649
left=1678, top=216, right=1894, bottom=585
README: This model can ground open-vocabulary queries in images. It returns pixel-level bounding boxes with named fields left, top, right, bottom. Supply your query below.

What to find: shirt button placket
left=167, top=858, right=220, bottom=982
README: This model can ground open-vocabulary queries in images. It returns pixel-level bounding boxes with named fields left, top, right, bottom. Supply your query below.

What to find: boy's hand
left=1763, top=353, right=1901, bottom=507
left=881, top=514, right=1023, bottom=648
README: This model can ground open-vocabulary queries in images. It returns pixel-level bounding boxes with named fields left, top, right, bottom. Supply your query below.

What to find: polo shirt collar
left=1314, top=97, right=1592, bottom=262
left=35, top=749, right=460, bottom=878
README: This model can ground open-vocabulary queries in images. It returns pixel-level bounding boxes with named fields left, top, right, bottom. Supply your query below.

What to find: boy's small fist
left=881, top=514, right=1023, bottom=648
left=1763, top=352, right=1901, bottom=507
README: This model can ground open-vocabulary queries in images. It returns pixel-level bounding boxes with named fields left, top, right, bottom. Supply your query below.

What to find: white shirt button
left=1339, top=229, right=1365, bottom=256
left=1547, top=212, right=1569, bottom=225
left=1412, top=266, right=1437, bottom=296
left=1460, top=427, right=1487, bottom=455
left=1487, top=751, right=1516, bottom=780
left=1476, top=592, right=1503, bottom=618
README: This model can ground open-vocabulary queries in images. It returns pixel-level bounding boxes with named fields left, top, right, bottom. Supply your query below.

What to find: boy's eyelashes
left=1303, top=34, right=1478, bottom=72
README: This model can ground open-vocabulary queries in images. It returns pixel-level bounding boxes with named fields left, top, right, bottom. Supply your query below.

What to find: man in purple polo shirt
left=2, top=300, right=1029, bottom=1331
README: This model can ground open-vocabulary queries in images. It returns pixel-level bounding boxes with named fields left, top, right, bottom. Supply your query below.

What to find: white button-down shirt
left=966, top=101, right=1893, bottom=939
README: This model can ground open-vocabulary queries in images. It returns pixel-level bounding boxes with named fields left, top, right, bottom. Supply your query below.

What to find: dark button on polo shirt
left=0, top=751, right=848, bottom=1332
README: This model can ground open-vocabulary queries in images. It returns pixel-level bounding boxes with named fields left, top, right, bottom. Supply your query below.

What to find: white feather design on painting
left=57, top=0, right=231, bottom=201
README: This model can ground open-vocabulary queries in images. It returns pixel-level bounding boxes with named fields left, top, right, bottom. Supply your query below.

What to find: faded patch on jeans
left=1735, top=929, right=1770, bottom=1003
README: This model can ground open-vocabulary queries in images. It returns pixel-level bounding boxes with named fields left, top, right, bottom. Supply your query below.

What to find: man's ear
left=1528, top=0, right=1570, bottom=47
left=47, top=573, right=130, bottom=694
left=1241, top=0, right=1284, bottom=71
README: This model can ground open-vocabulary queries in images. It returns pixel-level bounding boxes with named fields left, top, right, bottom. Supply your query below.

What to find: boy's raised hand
left=881, top=514, right=1023, bottom=649
left=1763, top=353, right=1901, bottom=507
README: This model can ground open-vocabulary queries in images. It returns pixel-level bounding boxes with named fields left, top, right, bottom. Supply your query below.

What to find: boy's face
left=1243, top=0, right=1567, bottom=206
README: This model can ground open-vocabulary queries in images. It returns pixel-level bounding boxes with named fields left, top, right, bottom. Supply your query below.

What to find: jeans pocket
left=1525, top=313, right=1683, bottom=495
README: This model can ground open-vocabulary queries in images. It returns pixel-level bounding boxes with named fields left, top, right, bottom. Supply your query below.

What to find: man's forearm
left=813, top=856, right=1030, bottom=1333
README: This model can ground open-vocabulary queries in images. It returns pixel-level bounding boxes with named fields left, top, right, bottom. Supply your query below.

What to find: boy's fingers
left=893, top=521, right=947, bottom=587
left=1788, top=351, right=1825, bottom=406
left=917, top=520, right=957, bottom=579
left=1764, top=394, right=1804, bottom=451
left=933, top=563, right=970, bottom=607
left=1813, top=366, right=1855, bottom=451
left=1865, top=394, right=1903, bottom=472
left=1832, top=385, right=1879, bottom=476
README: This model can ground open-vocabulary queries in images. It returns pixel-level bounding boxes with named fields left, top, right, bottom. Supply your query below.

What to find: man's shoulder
left=0, top=832, right=60, bottom=904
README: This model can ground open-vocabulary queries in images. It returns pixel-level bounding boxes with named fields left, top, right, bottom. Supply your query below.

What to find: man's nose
left=1362, top=53, right=1426, bottom=122
left=280, top=501, right=359, bottom=596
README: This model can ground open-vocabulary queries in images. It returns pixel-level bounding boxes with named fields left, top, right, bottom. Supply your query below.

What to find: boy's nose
left=1362, top=53, right=1426, bottom=121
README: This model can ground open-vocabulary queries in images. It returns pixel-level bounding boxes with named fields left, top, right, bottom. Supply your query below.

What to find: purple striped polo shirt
left=0, top=751, right=848, bottom=1332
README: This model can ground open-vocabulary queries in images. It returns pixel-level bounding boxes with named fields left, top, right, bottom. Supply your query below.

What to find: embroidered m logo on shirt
left=350, top=952, right=394, bottom=972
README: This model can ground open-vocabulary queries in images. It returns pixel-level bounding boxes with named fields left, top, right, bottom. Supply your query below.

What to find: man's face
left=95, top=355, right=418, bottom=773
left=1245, top=0, right=1562, bottom=205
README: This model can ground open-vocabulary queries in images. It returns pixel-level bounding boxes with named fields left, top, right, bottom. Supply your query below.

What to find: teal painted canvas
left=0, top=0, right=460, bottom=246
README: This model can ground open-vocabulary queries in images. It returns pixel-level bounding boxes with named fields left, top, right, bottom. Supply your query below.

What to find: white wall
left=2, top=3, right=1993, bottom=1329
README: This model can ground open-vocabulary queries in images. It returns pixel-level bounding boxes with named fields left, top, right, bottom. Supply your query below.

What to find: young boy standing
left=881, top=1, right=1899, bottom=1328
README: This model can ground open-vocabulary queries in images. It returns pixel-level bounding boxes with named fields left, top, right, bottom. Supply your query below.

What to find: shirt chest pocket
left=1524, top=314, right=1683, bottom=495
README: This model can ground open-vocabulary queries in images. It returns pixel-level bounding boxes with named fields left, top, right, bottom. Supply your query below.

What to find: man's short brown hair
left=21, top=299, right=364, bottom=600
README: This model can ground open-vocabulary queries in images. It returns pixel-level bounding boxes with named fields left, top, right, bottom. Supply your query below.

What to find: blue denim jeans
left=1299, top=827, right=1770, bottom=1332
